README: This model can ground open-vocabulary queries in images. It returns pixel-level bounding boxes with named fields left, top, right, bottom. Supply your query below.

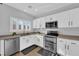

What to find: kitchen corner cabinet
left=20, top=35, right=34, bottom=51
left=20, top=35, right=44, bottom=51
left=20, top=36, right=31, bottom=51
left=35, top=35, right=44, bottom=47
left=57, top=37, right=79, bottom=56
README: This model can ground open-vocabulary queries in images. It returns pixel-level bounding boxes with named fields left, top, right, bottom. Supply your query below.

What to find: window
left=13, top=24, right=16, bottom=30
left=23, top=25, right=26, bottom=29
left=19, top=25, right=21, bottom=30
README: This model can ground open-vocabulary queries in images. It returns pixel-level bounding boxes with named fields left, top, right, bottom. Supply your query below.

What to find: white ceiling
left=5, top=3, right=79, bottom=18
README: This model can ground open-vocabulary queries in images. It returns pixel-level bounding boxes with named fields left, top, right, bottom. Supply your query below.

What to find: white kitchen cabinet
left=20, top=36, right=30, bottom=51
left=20, top=35, right=34, bottom=51
left=33, top=19, right=41, bottom=28
left=68, top=8, right=79, bottom=27
left=57, top=38, right=67, bottom=55
left=35, top=35, right=44, bottom=48
left=33, top=18, right=45, bottom=29
left=54, top=8, right=79, bottom=28
left=40, top=18, right=45, bottom=29
left=33, top=20, right=37, bottom=28
left=57, top=37, right=79, bottom=56
left=5, top=38, right=19, bottom=56
left=67, top=40, right=79, bottom=56
left=20, top=35, right=44, bottom=51
left=54, top=11, right=69, bottom=28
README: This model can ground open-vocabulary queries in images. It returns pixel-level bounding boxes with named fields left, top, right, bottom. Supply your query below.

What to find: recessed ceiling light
left=24, top=10, right=26, bottom=12
left=35, top=8, right=38, bottom=12
left=28, top=5, right=32, bottom=8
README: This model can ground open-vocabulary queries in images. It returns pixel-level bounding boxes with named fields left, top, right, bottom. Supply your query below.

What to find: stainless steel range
left=44, top=31, right=58, bottom=55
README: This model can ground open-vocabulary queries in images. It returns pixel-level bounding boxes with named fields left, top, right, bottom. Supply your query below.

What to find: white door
left=69, top=8, right=79, bottom=27
left=20, top=36, right=30, bottom=51
left=20, top=36, right=34, bottom=51
left=33, top=20, right=36, bottom=28
left=55, top=11, right=69, bottom=28
left=57, top=38, right=66, bottom=55
left=38, top=35, right=44, bottom=47
left=68, top=40, right=79, bottom=56
left=33, top=19, right=41, bottom=28
left=40, top=18, right=45, bottom=29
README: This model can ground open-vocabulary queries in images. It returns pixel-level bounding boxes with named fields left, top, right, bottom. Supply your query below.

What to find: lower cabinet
left=20, top=36, right=32, bottom=51
left=57, top=38, right=66, bottom=55
left=5, top=38, right=19, bottom=56
left=68, top=40, right=79, bottom=56
left=57, top=37, right=79, bottom=56
left=35, top=35, right=44, bottom=47
left=20, top=35, right=44, bottom=51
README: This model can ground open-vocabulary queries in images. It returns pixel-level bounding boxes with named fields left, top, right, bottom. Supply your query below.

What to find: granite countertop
left=58, top=33, right=79, bottom=40
left=0, top=32, right=45, bottom=40
left=0, top=35, right=20, bottom=40
left=0, top=31, right=79, bottom=40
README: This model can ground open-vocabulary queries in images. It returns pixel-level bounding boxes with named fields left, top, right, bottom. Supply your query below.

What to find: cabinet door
left=33, top=20, right=37, bottom=28
left=20, top=37, right=29, bottom=51
left=57, top=11, right=69, bottom=28
left=39, top=36, right=44, bottom=47
left=27, top=35, right=34, bottom=46
left=40, top=18, right=45, bottom=29
left=5, top=38, right=18, bottom=56
left=57, top=38, right=66, bottom=55
left=69, top=8, right=79, bottom=27
left=33, top=19, right=39, bottom=28
left=68, top=40, right=79, bottom=56
left=35, top=36, right=40, bottom=46
left=20, top=36, right=34, bottom=51
left=35, top=35, right=44, bottom=47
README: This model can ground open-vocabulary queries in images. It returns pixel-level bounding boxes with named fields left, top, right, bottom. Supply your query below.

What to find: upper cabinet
left=67, top=8, right=79, bottom=27
left=54, top=8, right=79, bottom=28
left=33, top=15, right=57, bottom=29
left=33, top=18, right=45, bottom=29
left=54, top=11, right=69, bottom=28
left=33, top=8, right=79, bottom=29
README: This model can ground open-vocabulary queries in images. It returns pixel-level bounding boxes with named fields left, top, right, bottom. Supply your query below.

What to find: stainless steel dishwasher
left=4, top=37, right=19, bottom=56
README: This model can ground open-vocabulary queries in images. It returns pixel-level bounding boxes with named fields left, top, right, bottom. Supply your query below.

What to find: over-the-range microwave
left=45, top=21, right=58, bottom=28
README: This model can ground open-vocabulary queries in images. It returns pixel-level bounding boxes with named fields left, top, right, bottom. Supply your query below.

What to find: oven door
left=44, top=36, right=57, bottom=53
